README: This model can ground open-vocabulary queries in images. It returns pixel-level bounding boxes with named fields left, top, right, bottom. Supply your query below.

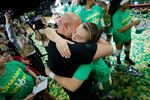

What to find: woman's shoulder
left=93, top=5, right=102, bottom=10
left=113, top=9, right=121, bottom=18
left=6, top=60, right=18, bottom=65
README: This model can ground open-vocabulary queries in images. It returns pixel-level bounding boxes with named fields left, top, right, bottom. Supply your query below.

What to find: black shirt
left=47, top=34, right=97, bottom=100
left=48, top=41, right=97, bottom=77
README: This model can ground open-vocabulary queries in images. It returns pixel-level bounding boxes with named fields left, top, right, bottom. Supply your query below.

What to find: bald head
left=64, top=12, right=81, bottom=25
left=57, top=12, right=82, bottom=38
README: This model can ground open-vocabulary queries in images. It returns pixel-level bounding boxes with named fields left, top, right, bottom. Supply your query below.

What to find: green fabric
left=112, top=9, right=132, bottom=44
left=70, top=4, right=82, bottom=15
left=0, top=61, right=35, bottom=99
left=105, top=15, right=113, bottom=35
left=73, top=58, right=110, bottom=83
left=73, top=64, right=92, bottom=81
left=0, top=95, right=4, bottom=100
left=63, top=3, right=70, bottom=13
left=79, top=5, right=104, bottom=29
left=92, top=58, right=110, bottom=83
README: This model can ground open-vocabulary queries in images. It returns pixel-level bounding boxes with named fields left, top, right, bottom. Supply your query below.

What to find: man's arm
left=34, top=30, right=44, bottom=41
left=55, top=75, right=83, bottom=92
left=45, top=67, right=83, bottom=92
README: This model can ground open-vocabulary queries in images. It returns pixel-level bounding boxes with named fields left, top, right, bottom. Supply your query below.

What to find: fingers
left=66, top=40, right=74, bottom=44
left=56, top=43, right=71, bottom=58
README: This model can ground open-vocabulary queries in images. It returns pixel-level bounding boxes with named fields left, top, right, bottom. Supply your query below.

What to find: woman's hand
left=55, top=36, right=74, bottom=58
left=35, top=78, right=42, bottom=85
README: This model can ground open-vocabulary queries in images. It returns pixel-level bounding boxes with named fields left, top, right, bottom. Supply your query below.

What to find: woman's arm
left=25, top=68, right=41, bottom=84
left=43, top=27, right=73, bottom=58
left=118, top=20, right=140, bottom=33
left=93, top=38, right=113, bottom=60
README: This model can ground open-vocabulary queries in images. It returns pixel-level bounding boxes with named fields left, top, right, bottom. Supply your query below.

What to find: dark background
left=0, top=0, right=44, bottom=17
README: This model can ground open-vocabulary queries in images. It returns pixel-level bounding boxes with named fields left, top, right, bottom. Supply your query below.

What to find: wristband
left=48, top=72, right=55, bottom=79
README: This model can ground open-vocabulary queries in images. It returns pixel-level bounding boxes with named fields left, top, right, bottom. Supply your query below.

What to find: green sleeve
left=0, top=95, right=5, bottom=100
left=92, top=58, right=110, bottom=83
left=73, top=64, right=92, bottom=81
left=13, top=61, right=26, bottom=71
left=99, top=6, right=104, bottom=18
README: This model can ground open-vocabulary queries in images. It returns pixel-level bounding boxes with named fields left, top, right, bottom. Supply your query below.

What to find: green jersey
left=64, top=3, right=70, bottom=13
left=0, top=95, right=5, bottom=100
left=112, top=9, right=132, bottom=44
left=70, top=4, right=82, bottom=15
left=73, top=58, right=110, bottom=83
left=0, top=61, right=35, bottom=99
left=79, top=5, right=104, bottom=29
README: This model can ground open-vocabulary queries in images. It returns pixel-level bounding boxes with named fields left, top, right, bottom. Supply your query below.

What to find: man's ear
left=64, top=22, right=68, bottom=31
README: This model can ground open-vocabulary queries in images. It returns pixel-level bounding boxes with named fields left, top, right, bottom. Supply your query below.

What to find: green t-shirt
left=0, top=61, right=35, bottom=99
left=70, top=4, right=82, bottom=15
left=79, top=5, right=104, bottom=29
left=112, top=9, right=132, bottom=44
left=0, top=95, right=5, bottom=100
left=73, top=58, right=110, bottom=83
left=64, top=3, right=70, bottom=13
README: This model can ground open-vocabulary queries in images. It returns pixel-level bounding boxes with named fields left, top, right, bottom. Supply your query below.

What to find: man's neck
left=57, top=29, right=70, bottom=39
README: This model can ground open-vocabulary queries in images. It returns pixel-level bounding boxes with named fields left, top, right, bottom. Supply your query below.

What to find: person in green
left=70, top=0, right=82, bottom=15
left=96, top=0, right=113, bottom=42
left=109, top=0, right=140, bottom=65
left=0, top=47, right=54, bottom=100
left=45, top=22, right=112, bottom=94
left=78, top=0, right=104, bottom=30
left=0, top=51, right=36, bottom=99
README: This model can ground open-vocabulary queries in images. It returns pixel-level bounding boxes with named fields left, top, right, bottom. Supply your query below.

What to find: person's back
left=79, top=4, right=104, bottom=29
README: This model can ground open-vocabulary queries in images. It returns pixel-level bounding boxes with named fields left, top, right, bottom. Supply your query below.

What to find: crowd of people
left=0, top=0, right=144, bottom=99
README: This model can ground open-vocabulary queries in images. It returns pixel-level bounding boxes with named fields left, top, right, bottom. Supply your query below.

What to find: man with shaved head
left=56, top=12, right=82, bottom=38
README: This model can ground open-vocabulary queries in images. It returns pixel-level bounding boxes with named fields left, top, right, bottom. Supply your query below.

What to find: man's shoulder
left=69, top=43, right=96, bottom=51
